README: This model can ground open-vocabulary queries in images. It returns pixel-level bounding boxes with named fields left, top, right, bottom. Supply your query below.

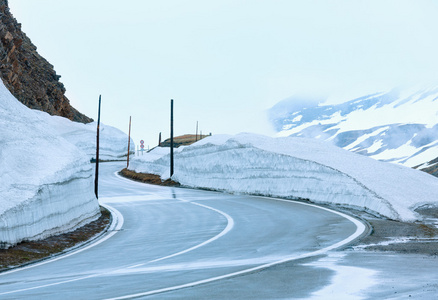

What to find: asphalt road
left=0, top=162, right=365, bottom=299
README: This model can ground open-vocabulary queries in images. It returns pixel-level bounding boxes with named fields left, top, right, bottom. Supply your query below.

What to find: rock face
left=0, top=0, right=92, bottom=123
left=416, top=157, right=438, bottom=178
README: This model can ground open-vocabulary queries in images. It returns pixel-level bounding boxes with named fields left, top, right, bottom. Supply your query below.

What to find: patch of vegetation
left=160, top=134, right=209, bottom=147
left=120, top=168, right=180, bottom=187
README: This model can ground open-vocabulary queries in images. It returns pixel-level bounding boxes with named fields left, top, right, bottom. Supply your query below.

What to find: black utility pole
left=127, top=116, right=131, bottom=168
left=158, top=132, right=162, bottom=146
left=94, top=95, right=101, bottom=199
left=170, top=99, right=174, bottom=177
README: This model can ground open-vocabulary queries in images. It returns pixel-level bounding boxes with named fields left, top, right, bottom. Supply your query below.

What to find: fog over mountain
left=269, top=86, right=438, bottom=175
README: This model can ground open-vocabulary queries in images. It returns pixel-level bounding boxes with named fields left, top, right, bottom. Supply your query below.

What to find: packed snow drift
left=129, top=133, right=438, bottom=222
left=0, top=82, right=100, bottom=248
left=34, top=110, right=135, bottom=161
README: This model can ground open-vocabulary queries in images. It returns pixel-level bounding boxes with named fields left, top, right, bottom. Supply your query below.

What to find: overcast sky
left=9, top=0, right=438, bottom=147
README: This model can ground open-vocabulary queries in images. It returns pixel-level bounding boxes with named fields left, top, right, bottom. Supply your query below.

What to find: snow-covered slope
left=269, top=87, right=438, bottom=169
left=0, top=82, right=100, bottom=249
left=34, top=111, right=135, bottom=161
left=129, top=133, right=438, bottom=222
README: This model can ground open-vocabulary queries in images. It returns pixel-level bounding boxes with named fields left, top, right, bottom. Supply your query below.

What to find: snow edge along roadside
left=0, top=204, right=124, bottom=276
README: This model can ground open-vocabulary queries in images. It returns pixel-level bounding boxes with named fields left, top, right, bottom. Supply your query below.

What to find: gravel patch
left=347, top=209, right=438, bottom=255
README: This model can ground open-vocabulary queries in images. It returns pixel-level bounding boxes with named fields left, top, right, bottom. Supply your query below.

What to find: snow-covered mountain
left=269, top=87, right=438, bottom=171
left=128, top=133, right=438, bottom=222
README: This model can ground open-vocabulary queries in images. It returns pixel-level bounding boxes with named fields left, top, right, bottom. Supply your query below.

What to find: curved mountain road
left=0, top=162, right=366, bottom=299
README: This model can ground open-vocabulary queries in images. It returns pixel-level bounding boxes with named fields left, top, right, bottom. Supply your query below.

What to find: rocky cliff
left=0, top=0, right=92, bottom=123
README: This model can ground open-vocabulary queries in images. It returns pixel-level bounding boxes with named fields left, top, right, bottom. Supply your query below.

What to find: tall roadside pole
left=94, top=95, right=101, bottom=199
left=195, top=121, right=198, bottom=141
left=170, top=99, right=174, bottom=177
left=127, top=116, right=132, bottom=168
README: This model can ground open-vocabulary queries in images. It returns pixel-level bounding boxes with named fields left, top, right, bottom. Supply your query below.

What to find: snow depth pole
left=94, top=95, right=101, bottom=199
left=196, top=121, right=198, bottom=141
left=170, top=99, right=174, bottom=177
left=127, top=116, right=131, bottom=168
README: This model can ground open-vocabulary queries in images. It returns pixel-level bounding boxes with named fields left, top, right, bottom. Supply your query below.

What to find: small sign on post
left=140, top=140, right=145, bottom=155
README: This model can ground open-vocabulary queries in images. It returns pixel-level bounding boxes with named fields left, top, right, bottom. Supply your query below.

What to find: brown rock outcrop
left=418, top=157, right=438, bottom=178
left=0, top=0, right=92, bottom=123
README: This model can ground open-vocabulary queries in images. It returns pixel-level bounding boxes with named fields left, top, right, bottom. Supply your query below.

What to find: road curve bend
left=0, top=162, right=366, bottom=299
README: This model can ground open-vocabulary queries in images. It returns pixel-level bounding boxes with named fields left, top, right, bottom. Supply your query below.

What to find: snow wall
left=0, top=82, right=100, bottom=249
left=129, top=133, right=438, bottom=222
left=33, top=110, right=135, bottom=161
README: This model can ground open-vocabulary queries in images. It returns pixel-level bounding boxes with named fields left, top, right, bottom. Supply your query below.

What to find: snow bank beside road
left=0, top=82, right=100, bottom=248
left=129, top=134, right=438, bottom=222
left=34, top=111, right=134, bottom=161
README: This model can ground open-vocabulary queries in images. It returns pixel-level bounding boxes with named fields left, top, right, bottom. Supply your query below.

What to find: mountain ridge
left=0, top=0, right=92, bottom=123
left=269, top=87, right=438, bottom=177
